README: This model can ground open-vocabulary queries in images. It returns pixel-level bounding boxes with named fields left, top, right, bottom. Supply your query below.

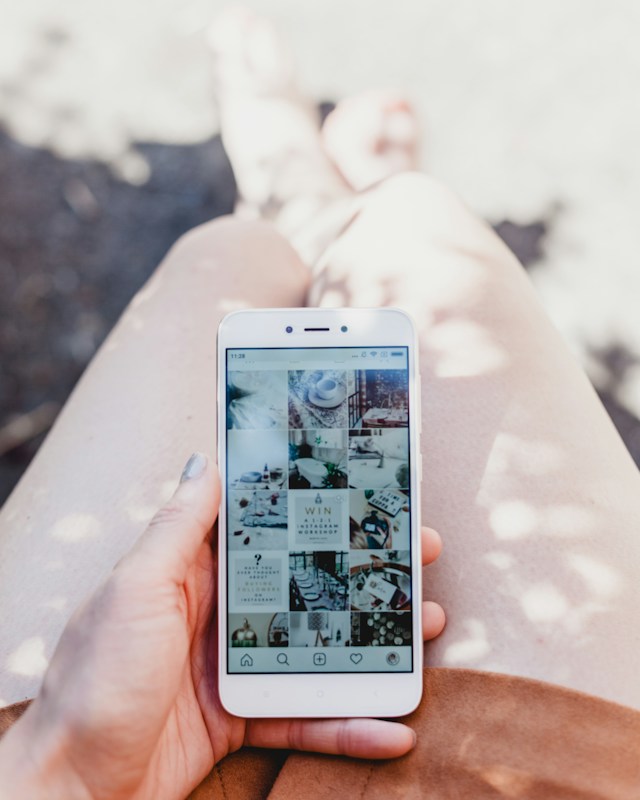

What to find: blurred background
left=1, top=0, right=640, bottom=504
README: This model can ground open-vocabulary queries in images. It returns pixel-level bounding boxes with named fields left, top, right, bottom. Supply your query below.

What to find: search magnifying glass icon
left=276, top=653, right=289, bottom=665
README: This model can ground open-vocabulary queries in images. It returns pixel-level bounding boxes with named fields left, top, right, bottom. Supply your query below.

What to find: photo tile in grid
left=228, top=612, right=289, bottom=648
left=227, top=370, right=288, bottom=430
left=228, top=550, right=289, bottom=614
left=348, top=369, right=409, bottom=430
left=349, top=550, right=412, bottom=612
left=289, top=550, right=349, bottom=613
left=289, top=429, right=348, bottom=490
left=347, top=428, right=409, bottom=490
left=288, top=489, right=349, bottom=551
left=351, top=611, right=413, bottom=647
left=227, top=489, right=289, bottom=552
left=349, top=489, right=411, bottom=550
left=289, top=611, right=351, bottom=647
left=288, top=370, right=348, bottom=429
left=227, top=429, right=288, bottom=492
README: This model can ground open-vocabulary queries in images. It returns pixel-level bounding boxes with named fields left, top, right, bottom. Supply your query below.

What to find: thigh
left=0, top=217, right=309, bottom=707
left=308, top=172, right=640, bottom=708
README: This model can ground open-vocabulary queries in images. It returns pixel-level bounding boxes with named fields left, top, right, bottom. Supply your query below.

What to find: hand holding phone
left=218, top=308, right=424, bottom=718
left=0, top=453, right=447, bottom=800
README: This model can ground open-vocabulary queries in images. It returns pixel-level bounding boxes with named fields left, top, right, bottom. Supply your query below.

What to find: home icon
left=240, top=654, right=254, bottom=667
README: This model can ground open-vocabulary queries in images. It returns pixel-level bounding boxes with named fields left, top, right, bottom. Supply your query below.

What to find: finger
left=422, top=600, right=446, bottom=640
left=245, top=717, right=416, bottom=759
left=421, top=526, right=442, bottom=566
left=122, top=453, right=220, bottom=584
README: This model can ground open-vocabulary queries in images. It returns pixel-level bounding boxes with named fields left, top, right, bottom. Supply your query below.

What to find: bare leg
left=308, top=169, right=640, bottom=708
left=212, top=17, right=640, bottom=708
left=0, top=218, right=309, bottom=706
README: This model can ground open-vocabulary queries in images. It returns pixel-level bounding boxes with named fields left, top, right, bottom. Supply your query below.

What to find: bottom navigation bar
left=228, top=645, right=411, bottom=673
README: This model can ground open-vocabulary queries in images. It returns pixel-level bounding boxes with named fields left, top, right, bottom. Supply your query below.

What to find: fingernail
left=180, top=452, right=208, bottom=483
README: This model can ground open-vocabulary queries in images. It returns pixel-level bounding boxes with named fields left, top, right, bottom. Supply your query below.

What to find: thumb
left=124, top=452, right=220, bottom=584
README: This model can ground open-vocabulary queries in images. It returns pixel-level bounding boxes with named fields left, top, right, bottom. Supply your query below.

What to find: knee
left=368, top=171, right=518, bottom=267
left=372, top=172, right=463, bottom=216
left=150, top=215, right=309, bottom=305
left=166, top=216, right=281, bottom=265
left=162, top=215, right=305, bottom=278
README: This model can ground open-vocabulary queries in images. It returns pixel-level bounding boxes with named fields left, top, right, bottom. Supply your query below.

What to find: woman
left=1, top=9, right=639, bottom=798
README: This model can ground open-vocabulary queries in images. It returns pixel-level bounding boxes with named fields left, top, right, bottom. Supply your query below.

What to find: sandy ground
left=1, top=0, right=639, bottom=501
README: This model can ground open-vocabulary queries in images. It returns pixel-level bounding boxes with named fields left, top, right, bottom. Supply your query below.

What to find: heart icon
left=350, top=653, right=363, bottom=664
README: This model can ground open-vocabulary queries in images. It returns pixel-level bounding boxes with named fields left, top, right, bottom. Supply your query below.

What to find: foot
left=321, top=91, right=420, bottom=192
left=207, top=8, right=348, bottom=221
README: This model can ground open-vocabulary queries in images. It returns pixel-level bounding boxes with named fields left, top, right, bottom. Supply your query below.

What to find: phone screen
left=224, top=346, right=414, bottom=674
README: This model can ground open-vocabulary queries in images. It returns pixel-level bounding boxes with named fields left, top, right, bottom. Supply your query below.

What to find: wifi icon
left=370, top=351, right=377, bottom=357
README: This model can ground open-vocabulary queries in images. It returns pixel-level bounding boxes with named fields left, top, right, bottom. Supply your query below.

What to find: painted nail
left=180, top=452, right=208, bottom=483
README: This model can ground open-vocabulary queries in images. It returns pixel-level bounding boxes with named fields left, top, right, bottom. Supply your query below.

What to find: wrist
left=0, top=700, right=90, bottom=800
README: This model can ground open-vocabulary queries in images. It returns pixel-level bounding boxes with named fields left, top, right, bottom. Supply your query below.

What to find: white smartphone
left=217, top=308, right=423, bottom=718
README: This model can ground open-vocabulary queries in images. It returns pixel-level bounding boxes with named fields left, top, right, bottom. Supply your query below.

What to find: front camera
left=285, top=326, right=293, bottom=333
left=341, top=325, right=348, bottom=333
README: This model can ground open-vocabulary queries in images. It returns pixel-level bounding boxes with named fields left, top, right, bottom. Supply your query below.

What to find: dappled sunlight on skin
left=7, top=637, right=48, bottom=678
left=563, top=601, right=611, bottom=641
left=427, top=319, right=509, bottom=378
left=480, top=764, right=534, bottom=797
left=218, top=297, right=256, bottom=314
left=482, top=551, right=515, bottom=570
left=101, top=338, right=120, bottom=355
left=128, top=274, right=165, bottom=311
left=129, top=316, right=145, bottom=332
left=122, top=476, right=186, bottom=529
left=486, top=499, right=596, bottom=541
left=442, top=619, right=490, bottom=665
left=0, top=220, right=307, bottom=709
left=470, top=528, right=623, bottom=648
left=125, top=504, right=158, bottom=524
left=488, top=433, right=565, bottom=477
left=474, top=539, right=621, bottom=643
left=542, top=505, right=594, bottom=538
left=40, top=596, right=68, bottom=612
left=50, top=513, right=101, bottom=542
left=294, top=170, right=640, bottom=706
left=488, top=500, right=538, bottom=541
left=1, top=507, right=18, bottom=527
left=521, top=583, right=569, bottom=623
left=313, top=253, right=488, bottom=331
left=312, top=256, right=379, bottom=309
left=316, top=288, right=347, bottom=307
left=160, top=479, right=178, bottom=504
left=568, top=553, right=622, bottom=598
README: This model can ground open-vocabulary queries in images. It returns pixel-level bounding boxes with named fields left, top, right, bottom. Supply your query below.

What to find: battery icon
left=391, top=351, right=403, bottom=357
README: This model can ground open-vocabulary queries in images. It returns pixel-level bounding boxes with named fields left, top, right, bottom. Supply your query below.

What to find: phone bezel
left=216, top=308, right=423, bottom=718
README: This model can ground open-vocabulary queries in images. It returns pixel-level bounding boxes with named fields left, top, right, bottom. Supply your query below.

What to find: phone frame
left=217, top=308, right=423, bottom=718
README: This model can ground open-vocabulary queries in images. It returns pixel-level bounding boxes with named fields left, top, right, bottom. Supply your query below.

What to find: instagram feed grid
left=226, top=361, right=412, bottom=666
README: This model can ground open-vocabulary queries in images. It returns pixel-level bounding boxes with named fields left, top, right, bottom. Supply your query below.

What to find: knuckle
left=146, top=501, right=210, bottom=543
left=287, top=720, right=305, bottom=751
left=335, top=720, right=352, bottom=756
left=147, top=503, right=185, bottom=530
